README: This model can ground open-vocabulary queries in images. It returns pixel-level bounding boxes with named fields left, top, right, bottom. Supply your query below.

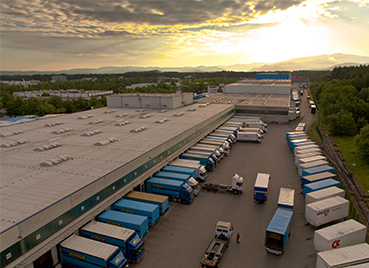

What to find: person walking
left=236, top=233, right=240, bottom=243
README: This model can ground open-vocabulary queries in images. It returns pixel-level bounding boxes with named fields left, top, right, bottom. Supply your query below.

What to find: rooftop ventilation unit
left=0, top=130, right=23, bottom=137
left=137, top=109, right=146, bottom=112
left=139, top=114, right=152, bottom=119
left=158, top=110, right=167, bottom=113
left=34, top=142, right=61, bottom=151
left=115, top=121, right=130, bottom=126
left=40, top=155, right=72, bottom=167
left=52, top=128, right=72, bottom=134
left=188, top=108, right=196, bottom=111
left=1, top=139, right=28, bottom=148
left=94, top=137, right=117, bottom=146
left=78, top=115, right=93, bottom=119
left=199, top=103, right=210, bottom=107
left=130, top=126, right=147, bottom=133
left=88, top=120, right=104, bottom=125
left=155, top=118, right=168, bottom=124
left=116, top=113, right=128, bottom=117
left=44, top=122, right=63, bottom=127
left=173, top=112, right=184, bottom=117
left=104, top=110, right=116, bottom=114
left=81, top=130, right=102, bottom=136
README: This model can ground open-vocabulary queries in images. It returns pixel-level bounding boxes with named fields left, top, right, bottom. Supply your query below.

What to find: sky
left=1, top=0, right=369, bottom=71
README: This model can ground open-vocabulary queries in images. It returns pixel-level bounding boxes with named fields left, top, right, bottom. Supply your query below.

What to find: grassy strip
left=333, top=136, right=369, bottom=194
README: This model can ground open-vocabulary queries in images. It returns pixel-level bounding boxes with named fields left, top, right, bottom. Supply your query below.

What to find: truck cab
left=215, top=221, right=234, bottom=240
left=231, top=173, right=244, bottom=194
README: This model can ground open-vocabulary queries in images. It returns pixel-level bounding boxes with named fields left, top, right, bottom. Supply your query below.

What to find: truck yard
left=131, top=123, right=318, bottom=268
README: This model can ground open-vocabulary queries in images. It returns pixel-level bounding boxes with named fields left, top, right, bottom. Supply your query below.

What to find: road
left=132, top=124, right=318, bottom=268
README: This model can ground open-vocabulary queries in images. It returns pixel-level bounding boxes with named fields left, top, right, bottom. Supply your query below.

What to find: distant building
left=255, top=73, right=291, bottom=80
left=51, top=75, right=67, bottom=82
left=13, top=89, right=113, bottom=100
left=0, top=79, right=40, bottom=88
left=126, top=83, right=156, bottom=90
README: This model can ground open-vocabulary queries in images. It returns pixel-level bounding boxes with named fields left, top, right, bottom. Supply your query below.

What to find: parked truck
left=199, top=139, right=231, bottom=155
left=305, top=186, right=345, bottom=205
left=180, top=152, right=216, bottom=171
left=212, top=130, right=237, bottom=143
left=208, top=133, right=235, bottom=145
left=200, top=221, right=233, bottom=268
left=298, top=160, right=329, bottom=176
left=295, top=152, right=322, bottom=166
left=189, top=148, right=221, bottom=162
left=277, top=188, right=295, bottom=210
left=154, top=171, right=200, bottom=196
left=302, top=165, right=335, bottom=177
left=125, top=191, right=169, bottom=215
left=265, top=208, right=293, bottom=256
left=313, top=219, right=367, bottom=251
left=305, top=196, right=349, bottom=228
left=254, top=173, right=271, bottom=202
left=201, top=173, right=244, bottom=195
left=111, top=199, right=160, bottom=226
left=169, top=158, right=207, bottom=181
left=97, top=210, right=149, bottom=239
left=237, top=132, right=262, bottom=143
left=80, top=221, right=145, bottom=263
left=240, top=121, right=268, bottom=133
left=191, top=144, right=226, bottom=158
left=316, top=243, right=369, bottom=268
left=204, top=136, right=232, bottom=148
left=216, top=126, right=239, bottom=136
left=238, top=127, right=264, bottom=138
left=145, top=177, right=194, bottom=204
left=60, top=234, right=129, bottom=268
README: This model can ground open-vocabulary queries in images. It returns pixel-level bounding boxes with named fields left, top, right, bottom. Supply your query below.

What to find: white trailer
left=277, top=188, right=295, bottom=210
left=295, top=152, right=322, bottom=165
left=313, top=219, right=367, bottom=251
left=298, top=160, right=329, bottom=176
left=238, top=127, right=264, bottom=137
left=169, top=159, right=207, bottom=181
left=305, top=196, right=349, bottom=227
left=237, top=132, right=262, bottom=143
left=305, top=186, right=345, bottom=205
left=316, top=243, right=369, bottom=268
left=294, top=147, right=322, bottom=156
left=240, top=121, right=268, bottom=133
left=298, top=155, right=327, bottom=166
left=294, top=144, right=320, bottom=155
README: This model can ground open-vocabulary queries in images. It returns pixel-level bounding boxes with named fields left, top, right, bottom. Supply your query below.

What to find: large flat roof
left=0, top=103, right=233, bottom=233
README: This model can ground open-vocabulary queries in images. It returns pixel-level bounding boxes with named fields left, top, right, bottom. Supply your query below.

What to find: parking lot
left=132, top=121, right=318, bottom=268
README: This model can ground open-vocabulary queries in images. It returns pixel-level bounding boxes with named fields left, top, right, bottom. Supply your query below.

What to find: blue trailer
left=254, top=173, right=270, bottom=202
left=204, top=136, right=233, bottom=148
left=97, top=210, right=149, bottom=239
left=180, top=152, right=215, bottom=171
left=285, top=131, right=306, bottom=141
left=125, top=191, right=169, bottom=215
left=301, top=165, right=335, bottom=177
left=265, top=208, right=294, bottom=256
left=208, top=134, right=234, bottom=145
left=80, top=221, right=144, bottom=263
left=60, top=234, right=128, bottom=268
left=161, top=165, right=197, bottom=180
left=146, top=177, right=194, bottom=204
left=216, top=127, right=238, bottom=137
left=303, top=178, right=340, bottom=197
left=292, top=142, right=317, bottom=153
left=111, top=199, right=160, bottom=226
left=301, top=172, right=337, bottom=189
left=212, top=130, right=237, bottom=142
left=154, top=171, right=200, bottom=196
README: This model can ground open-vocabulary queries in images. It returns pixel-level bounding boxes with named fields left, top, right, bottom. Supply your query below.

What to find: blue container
left=80, top=221, right=144, bottom=263
left=303, top=178, right=340, bottom=197
left=254, top=173, right=270, bottom=202
left=125, top=191, right=169, bottom=215
left=60, top=234, right=128, bottom=268
left=111, top=199, right=160, bottom=226
left=180, top=152, right=215, bottom=171
left=145, top=177, right=194, bottom=204
left=301, top=165, right=335, bottom=177
left=162, top=166, right=197, bottom=179
left=97, top=210, right=149, bottom=239
left=265, top=208, right=293, bottom=255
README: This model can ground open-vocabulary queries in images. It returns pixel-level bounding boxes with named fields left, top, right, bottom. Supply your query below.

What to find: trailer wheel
left=207, top=183, right=213, bottom=192
left=233, top=189, right=239, bottom=195
left=212, top=188, right=218, bottom=193
left=181, top=199, right=188, bottom=205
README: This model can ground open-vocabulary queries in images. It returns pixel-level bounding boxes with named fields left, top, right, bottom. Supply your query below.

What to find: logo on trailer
left=91, top=235, right=106, bottom=242
left=70, top=252, right=86, bottom=260
left=121, top=208, right=135, bottom=214
left=317, top=209, right=330, bottom=217
left=107, top=220, right=121, bottom=226
left=332, top=240, right=340, bottom=249
left=115, top=256, right=124, bottom=264
left=153, top=184, right=165, bottom=188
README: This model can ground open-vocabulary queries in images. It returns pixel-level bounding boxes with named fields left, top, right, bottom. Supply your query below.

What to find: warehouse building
left=0, top=95, right=233, bottom=268
left=1, top=87, right=293, bottom=267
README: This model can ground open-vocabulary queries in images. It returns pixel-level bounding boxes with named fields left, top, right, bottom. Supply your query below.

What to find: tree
left=6, top=96, right=25, bottom=116
left=327, top=110, right=357, bottom=136
left=354, top=124, right=369, bottom=163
